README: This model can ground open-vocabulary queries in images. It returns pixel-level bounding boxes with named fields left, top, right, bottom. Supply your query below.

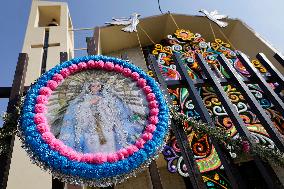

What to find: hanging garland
left=169, top=105, right=284, bottom=167
left=19, top=55, right=170, bottom=187
left=0, top=97, right=23, bottom=154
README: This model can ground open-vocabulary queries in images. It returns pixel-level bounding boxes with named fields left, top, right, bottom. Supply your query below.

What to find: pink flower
left=120, top=148, right=129, bottom=158
left=149, top=100, right=158, bottom=108
left=126, top=145, right=139, bottom=156
left=68, top=64, right=79, bottom=73
left=60, top=68, right=70, bottom=78
left=93, top=61, right=100, bottom=68
left=54, top=140, right=64, bottom=151
left=34, top=113, right=47, bottom=124
left=142, top=132, right=153, bottom=141
left=97, top=60, right=105, bottom=69
left=67, top=150, right=82, bottom=161
left=146, top=124, right=156, bottom=133
left=146, top=93, right=156, bottom=101
left=41, top=132, right=55, bottom=143
left=58, top=144, right=69, bottom=157
left=34, top=104, right=47, bottom=113
left=47, top=80, right=58, bottom=90
left=126, top=148, right=133, bottom=156
left=52, top=74, right=64, bottom=83
left=242, top=141, right=250, bottom=153
left=78, top=62, right=87, bottom=70
left=107, top=153, right=119, bottom=163
left=131, top=145, right=139, bottom=152
left=36, top=123, right=50, bottom=133
left=104, top=62, right=114, bottom=71
left=74, top=152, right=83, bottom=161
left=137, top=78, right=147, bottom=88
left=81, top=153, right=94, bottom=163
left=64, top=150, right=82, bottom=161
left=49, top=138, right=62, bottom=150
left=150, top=108, right=159, bottom=116
left=149, top=116, right=158, bottom=124
left=143, top=86, right=152, bottom=94
left=123, top=68, right=132, bottom=77
left=116, top=150, right=125, bottom=160
left=114, top=64, right=123, bottom=72
left=93, top=153, right=107, bottom=164
left=87, top=60, right=95, bottom=68
left=135, top=138, right=146, bottom=149
left=36, top=95, right=48, bottom=104
left=39, top=87, right=52, bottom=97
left=131, top=72, right=140, bottom=80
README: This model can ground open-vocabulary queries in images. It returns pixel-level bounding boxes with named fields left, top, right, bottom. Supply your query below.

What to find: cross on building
left=31, top=30, right=60, bottom=74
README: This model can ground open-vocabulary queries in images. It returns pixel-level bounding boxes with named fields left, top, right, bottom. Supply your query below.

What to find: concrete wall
left=115, top=170, right=152, bottom=189
left=7, top=1, right=74, bottom=189
left=228, top=20, right=284, bottom=73
left=22, top=0, right=74, bottom=85
left=107, top=47, right=147, bottom=71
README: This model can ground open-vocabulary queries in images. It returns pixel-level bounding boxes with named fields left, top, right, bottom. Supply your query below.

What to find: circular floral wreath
left=20, top=55, right=169, bottom=186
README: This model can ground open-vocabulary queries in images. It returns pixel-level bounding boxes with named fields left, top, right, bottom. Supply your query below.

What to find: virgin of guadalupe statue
left=55, top=74, right=148, bottom=154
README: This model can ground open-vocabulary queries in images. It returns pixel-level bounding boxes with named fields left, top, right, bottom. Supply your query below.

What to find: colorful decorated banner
left=147, top=28, right=283, bottom=189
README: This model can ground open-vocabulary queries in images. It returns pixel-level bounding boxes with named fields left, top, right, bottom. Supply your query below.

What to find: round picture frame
left=20, top=55, right=169, bottom=187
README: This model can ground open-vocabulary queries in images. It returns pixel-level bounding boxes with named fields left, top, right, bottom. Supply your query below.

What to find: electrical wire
left=157, top=0, right=163, bottom=14
left=169, top=12, right=180, bottom=30
left=207, top=20, right=216, bottom=40
left=138, top=25, right=156, bottom=45
left=136, top=31, right=148, bottom=66
left=217, top=27, right=236, bottom=50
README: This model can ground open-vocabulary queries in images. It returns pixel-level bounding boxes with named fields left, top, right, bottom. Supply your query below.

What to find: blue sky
left=0, top=0, right=284, bottom=124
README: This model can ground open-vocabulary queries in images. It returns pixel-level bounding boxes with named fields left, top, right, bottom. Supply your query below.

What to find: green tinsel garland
left=169, top=106, right=284, bottom=167
left=0, top=96, right=23, bottom=155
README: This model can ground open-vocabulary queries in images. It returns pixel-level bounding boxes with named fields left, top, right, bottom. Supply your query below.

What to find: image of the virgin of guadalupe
left=47, top=71, right=149, bottom=154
